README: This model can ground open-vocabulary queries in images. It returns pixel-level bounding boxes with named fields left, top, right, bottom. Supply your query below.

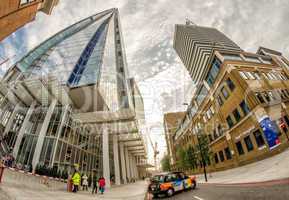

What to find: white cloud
left=1, top=0, right=289, bottom=164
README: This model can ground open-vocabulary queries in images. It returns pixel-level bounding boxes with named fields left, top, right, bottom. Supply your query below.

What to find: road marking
left=193, top=195, right=205, bottom=200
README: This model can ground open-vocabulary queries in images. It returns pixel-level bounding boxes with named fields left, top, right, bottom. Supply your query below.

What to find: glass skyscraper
left=0, top=8, right=147, bottom=187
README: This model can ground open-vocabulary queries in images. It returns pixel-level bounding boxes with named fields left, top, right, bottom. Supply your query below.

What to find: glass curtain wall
left=98, top=13, right=119, bottom=111
left=26, top=15, right=110, bottom=84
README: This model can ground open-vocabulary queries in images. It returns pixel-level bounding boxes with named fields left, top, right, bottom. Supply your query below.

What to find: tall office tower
left=173, top=23, right=242, bottom=84
left=0, top=8, right=148, bottom=187
left=0, top=0, right=59, bottom=41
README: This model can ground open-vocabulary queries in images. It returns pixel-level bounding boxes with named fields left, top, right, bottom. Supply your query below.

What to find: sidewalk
left=197, top=148, right=289, bottom=184
left=0, top=168, right=148, bottom=200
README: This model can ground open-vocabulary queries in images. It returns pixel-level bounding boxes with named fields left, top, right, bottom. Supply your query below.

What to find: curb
left=199, top=177, right=289, bottom=187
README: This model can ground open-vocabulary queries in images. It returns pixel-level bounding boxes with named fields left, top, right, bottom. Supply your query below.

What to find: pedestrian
left=82, top=174, right=88, bottom=191
left=91, top=170, right=98, bottom=194
left=72, top=164, right=81, bottom=193
left=98, top=177, right=106, bottom=195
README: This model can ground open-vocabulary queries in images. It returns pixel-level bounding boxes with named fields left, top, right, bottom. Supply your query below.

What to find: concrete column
left=3, top=103, right=21, bottom=136
left=129, top=154, right=134, bottom=179
left=32, top=99, right=57, bottom=171
left=119, top=142, right=127, bottom=184
left=13, top=101, right=37, bottom=158
left=113, top=135, right=121, bottom=185
left=134, top=157, right=139, bottom=179
left=102, top=128, right=111, bottom=188
left=125, top=148, right=131, bottom=182
left=50, top=105, right=70, bottom=167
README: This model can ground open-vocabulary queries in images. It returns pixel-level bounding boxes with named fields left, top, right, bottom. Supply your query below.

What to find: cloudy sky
left=1, top=0, right=289, bottom=164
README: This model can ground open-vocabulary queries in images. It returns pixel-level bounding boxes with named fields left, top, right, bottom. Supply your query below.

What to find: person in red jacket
left=98, top=177, right=106, bottom=194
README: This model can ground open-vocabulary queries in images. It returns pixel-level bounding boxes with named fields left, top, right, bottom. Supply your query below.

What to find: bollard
left=0, top=162, right=5, bottom=183
left=67, top=176, right=72, bottom=192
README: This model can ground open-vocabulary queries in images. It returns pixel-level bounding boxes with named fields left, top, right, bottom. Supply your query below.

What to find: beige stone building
left=171, top=24, right=289, bottom=173
left=163, top=112, right=186, bottom=167
left=0, top=0, right=59, bottom=41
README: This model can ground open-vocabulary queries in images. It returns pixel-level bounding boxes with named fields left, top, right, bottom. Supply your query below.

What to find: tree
left=196, top=133, right=212, bottom=182
left=161, top=154, right=171, bottom=172
left=176, top=147, right=186, bottom=170
left=185, top=145, right=198, bottom=170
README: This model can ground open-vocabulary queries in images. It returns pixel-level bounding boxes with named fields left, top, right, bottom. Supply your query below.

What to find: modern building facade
left=0, top=0, right=59, bottom=41
left=171, top=24, right=289, bottom=173
left=173, top=24, right=242, bottom=84
left=0, top=8, right=148, bottom=187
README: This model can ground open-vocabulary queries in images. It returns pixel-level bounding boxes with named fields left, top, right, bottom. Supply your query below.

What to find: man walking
left=72, top=164, right=81, bottom=193
left=91, top=169, right=98, bottom=194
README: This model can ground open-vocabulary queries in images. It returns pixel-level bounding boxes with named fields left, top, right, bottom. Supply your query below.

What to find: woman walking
left=82, top=174, right=88, bottom=191
left=98, top=177, right=106, bottom=195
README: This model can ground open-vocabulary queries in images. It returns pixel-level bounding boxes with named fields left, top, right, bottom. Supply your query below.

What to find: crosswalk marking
left=193, top=195, right=205, bottom=200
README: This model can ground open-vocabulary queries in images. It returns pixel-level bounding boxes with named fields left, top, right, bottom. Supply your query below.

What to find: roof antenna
left=185, top=18, right=197, bottom=26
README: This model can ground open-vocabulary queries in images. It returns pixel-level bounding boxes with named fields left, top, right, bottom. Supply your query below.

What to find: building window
left=213, top=129, right=218, bottom=139
left=217, top=95, right=224, bottom=107
left=20, top=0, right=28, bottom=5
left=233, top=108, right=241, bottom=122
left=255, top=93, right=265, bottom=103
left=223, top=53, right=243, bottom=61
left=196, top=86, right=209, bottom=106
left=263, top=92, right=271, bottom=102
left=254, top=72, right=261, bottom=80
left=219, top=151, right=225, bottom=162
left=253, top=130, right=266, bottom=148
left=239, top=71, right=248, bottom=80
left=20, top=0, right=35, bottom=5
left=221, top=87, right=229, bottom=99
left=214, top=153, right=219, bottom=164
left=226, top=115, right=234, bottom=128
left=217, top=124, right=224, bottom=136
left=208, top=134, right=213, bottom=143
left=240, top=100, right=250, bottom=115
left=226, top=78, right=235, bottom=91
left=224, top=147, right=232, bottom=160
left=245, top=72, right=256, bottom=80
left=244, top=136, right=254, bottom=152
left=206, top=57, right=222, bottom=86
left=244, top=56, right=262, bottom=63
left=235, top=141, right=244, bottom=155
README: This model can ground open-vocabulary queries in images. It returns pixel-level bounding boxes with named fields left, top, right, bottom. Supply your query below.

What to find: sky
left=0, top=0, right=289, bottom=165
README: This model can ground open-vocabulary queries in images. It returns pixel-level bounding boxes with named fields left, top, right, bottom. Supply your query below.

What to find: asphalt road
left=153, top=183, right=289, bottom=200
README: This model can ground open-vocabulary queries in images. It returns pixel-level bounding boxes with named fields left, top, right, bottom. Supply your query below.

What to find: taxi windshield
left=151, top=175, right=165, bottom=183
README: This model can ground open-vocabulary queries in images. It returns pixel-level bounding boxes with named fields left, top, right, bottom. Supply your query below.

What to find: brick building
left=0, top=0, right=59, bottom=41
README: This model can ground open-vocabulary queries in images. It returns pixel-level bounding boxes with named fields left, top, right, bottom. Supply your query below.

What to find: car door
left=173, top=173, right=184, bottom=192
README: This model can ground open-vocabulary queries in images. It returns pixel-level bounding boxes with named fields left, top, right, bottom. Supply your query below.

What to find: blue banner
left=259, top=117, right=280, bottom=149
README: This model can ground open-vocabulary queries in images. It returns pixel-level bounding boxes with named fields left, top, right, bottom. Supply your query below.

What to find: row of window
left=222, top=53, right=272, bottom=65
left=214, top=129, right=267, bottom=164
left=214, top=146, right=232, bottom=164
left=239, top=71, right=288, bottom=81
left=226, top=100, right=250, bottom=128
left=204, top=78, right=236, bottom=124
left=255, top=89, right=289, bottom=104
left=235, top=130, right=266, bottom=156
left=217, top=78, right=236, bottom=107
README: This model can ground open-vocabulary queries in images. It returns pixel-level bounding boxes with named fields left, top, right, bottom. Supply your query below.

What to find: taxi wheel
left=167, top=188, right=174, bottom=197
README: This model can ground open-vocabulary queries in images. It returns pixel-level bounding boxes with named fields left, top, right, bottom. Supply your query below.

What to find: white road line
left=193, top=195, right=205, bottom=200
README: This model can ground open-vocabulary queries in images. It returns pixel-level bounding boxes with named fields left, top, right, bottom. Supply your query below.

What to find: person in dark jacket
left=91, top=170, right=98, bottom=194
